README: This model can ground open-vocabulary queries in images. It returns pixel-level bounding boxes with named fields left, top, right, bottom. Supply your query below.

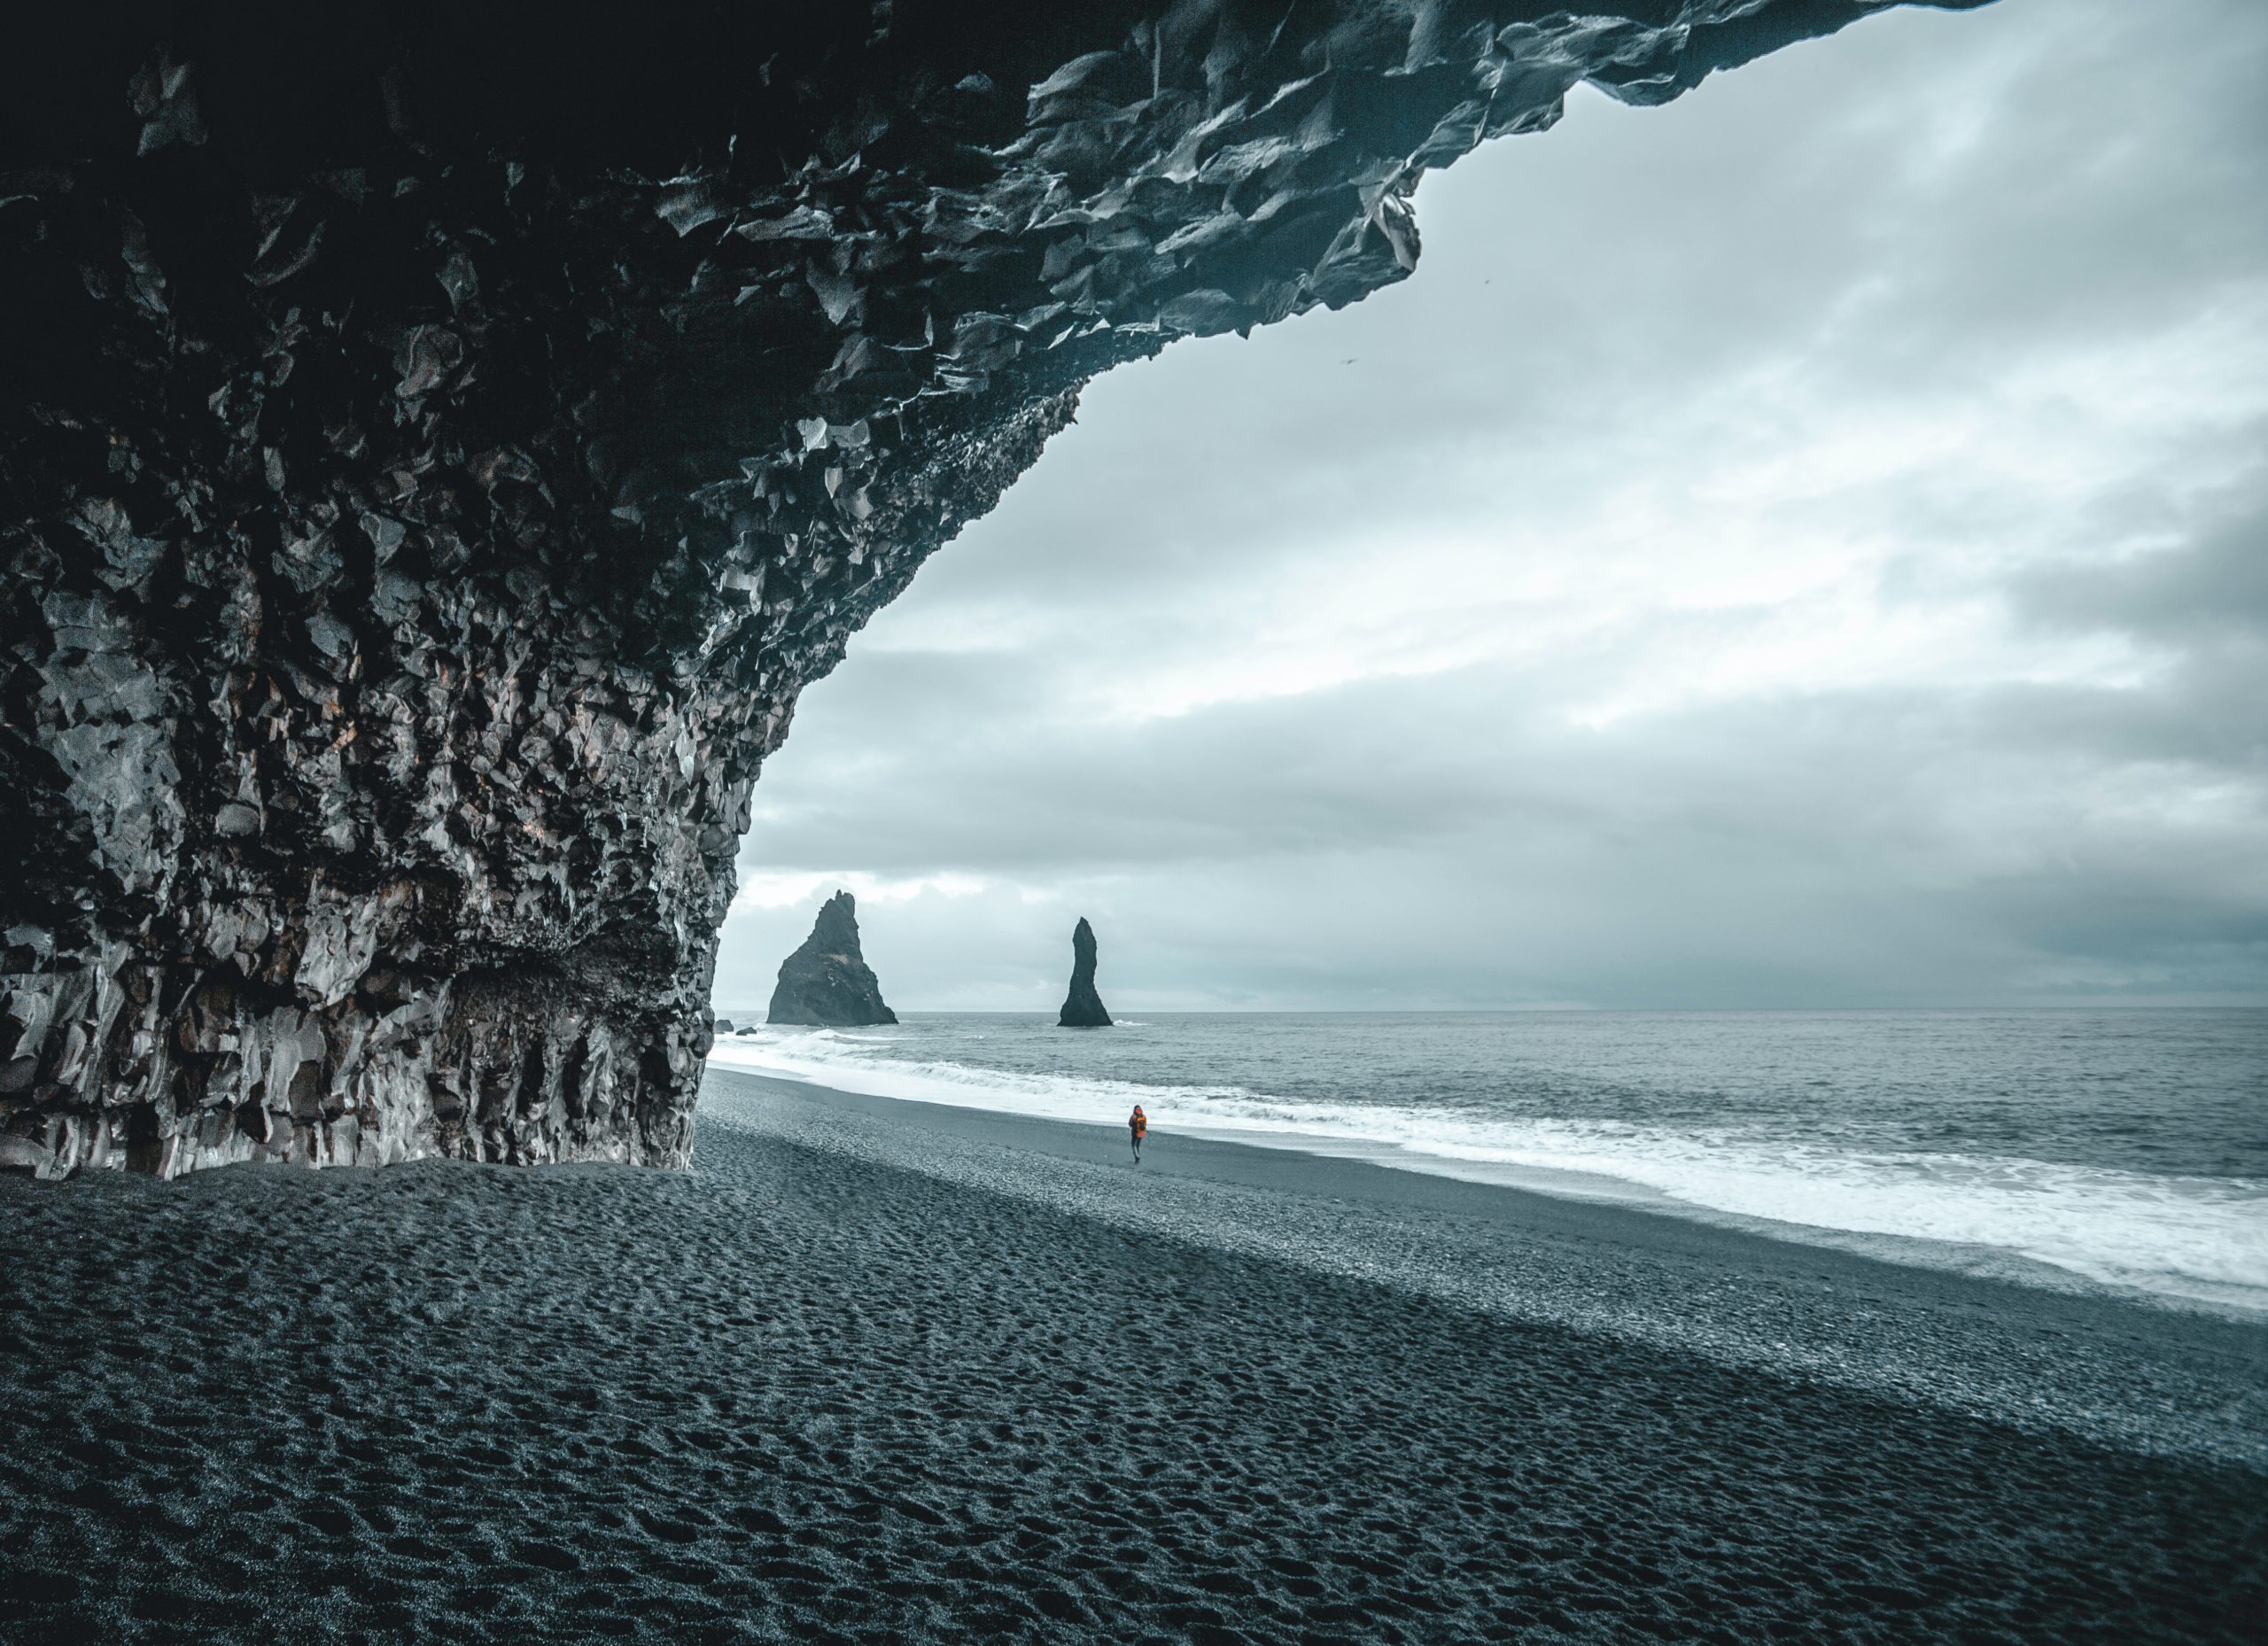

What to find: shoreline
left=698, top=1069, right=2268, bottom=1472
left=704, top=1040, right=2268, bottom=1324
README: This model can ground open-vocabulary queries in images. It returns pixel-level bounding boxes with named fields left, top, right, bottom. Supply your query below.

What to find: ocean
left=705, top=1008, right=2268, bottom=1315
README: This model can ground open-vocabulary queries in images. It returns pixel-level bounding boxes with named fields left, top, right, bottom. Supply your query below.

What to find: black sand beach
left=4, top=1068, right=2263, bottom=1644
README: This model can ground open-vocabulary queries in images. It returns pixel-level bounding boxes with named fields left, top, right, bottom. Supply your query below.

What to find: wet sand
left=2, top=1068, right=2262, bottom=1643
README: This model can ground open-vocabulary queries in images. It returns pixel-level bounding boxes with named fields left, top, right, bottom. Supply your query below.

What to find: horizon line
left=709, top=1001, right=2268, bottom=1017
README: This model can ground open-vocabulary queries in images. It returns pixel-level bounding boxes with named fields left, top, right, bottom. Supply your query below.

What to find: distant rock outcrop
left=713, top=1020, right=736, bottom=1035
left=767, top=894, right=898, bottom=1028
left=1058, top=918, right=1113, bottom=1029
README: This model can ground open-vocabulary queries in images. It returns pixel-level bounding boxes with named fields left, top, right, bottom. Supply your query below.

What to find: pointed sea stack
left=1058, top=918, right=1113, bottom=1029
left=766, top=893, right=898, bottom=1027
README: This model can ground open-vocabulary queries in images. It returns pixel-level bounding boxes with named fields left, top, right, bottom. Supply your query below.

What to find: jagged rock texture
left=0, top=2, right=1983, bottom=1176
left=1059, top=918, right=1114, bottom=1029
left=766, top=892, right=898, bottom=1028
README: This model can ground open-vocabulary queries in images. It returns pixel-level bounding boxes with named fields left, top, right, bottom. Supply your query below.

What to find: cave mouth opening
left=714, top=0, right=2264, bottom=1022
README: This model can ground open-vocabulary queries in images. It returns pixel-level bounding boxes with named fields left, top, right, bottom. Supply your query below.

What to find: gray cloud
left=2008, top=473, right=2268, bottom=645
left=715, top=0, right=2268, bottom=1014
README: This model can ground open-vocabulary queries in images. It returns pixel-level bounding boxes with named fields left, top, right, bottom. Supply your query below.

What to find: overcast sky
left=713, top=0, right=2268, bottom=1015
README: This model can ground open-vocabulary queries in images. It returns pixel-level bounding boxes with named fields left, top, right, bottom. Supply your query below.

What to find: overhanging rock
left=0, top=1, right=1988, bottom=1176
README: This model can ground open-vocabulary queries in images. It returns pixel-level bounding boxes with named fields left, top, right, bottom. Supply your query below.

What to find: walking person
left=1129, top=1104, right=1147, bottom=1164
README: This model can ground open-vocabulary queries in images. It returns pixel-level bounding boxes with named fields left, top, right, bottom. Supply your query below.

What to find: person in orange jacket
left=1129, top=1104, right=1148, bottom=1164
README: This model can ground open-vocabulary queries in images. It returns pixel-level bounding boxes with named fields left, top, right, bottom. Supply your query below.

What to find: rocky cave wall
left=0, top=1, right=1983, bottom=1177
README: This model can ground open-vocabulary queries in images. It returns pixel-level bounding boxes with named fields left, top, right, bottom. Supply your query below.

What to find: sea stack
left=766, top=893, right=898, bottom=1028
left=1058, top=918, right=1113, bottom=1029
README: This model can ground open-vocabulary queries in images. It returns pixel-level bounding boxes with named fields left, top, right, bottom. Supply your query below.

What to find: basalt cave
left=0, top=1, right=1988, bottom=1176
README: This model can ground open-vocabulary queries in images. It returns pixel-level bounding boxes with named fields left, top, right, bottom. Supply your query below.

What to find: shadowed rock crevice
left=766, top=892, right=897, bottom=1028
left=0, top=1, right=1988, bottom=1175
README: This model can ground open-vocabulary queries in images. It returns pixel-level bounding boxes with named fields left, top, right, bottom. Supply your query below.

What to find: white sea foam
left=706, top=1028, right=2268, bottom=1312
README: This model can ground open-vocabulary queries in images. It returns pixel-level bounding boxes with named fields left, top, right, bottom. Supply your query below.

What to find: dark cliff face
left=767, top=892, right=897, bottom=1029
left=1060, top=918, right=1114, bottom=1029
left=0, top=2, right=1985, bottom=1176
